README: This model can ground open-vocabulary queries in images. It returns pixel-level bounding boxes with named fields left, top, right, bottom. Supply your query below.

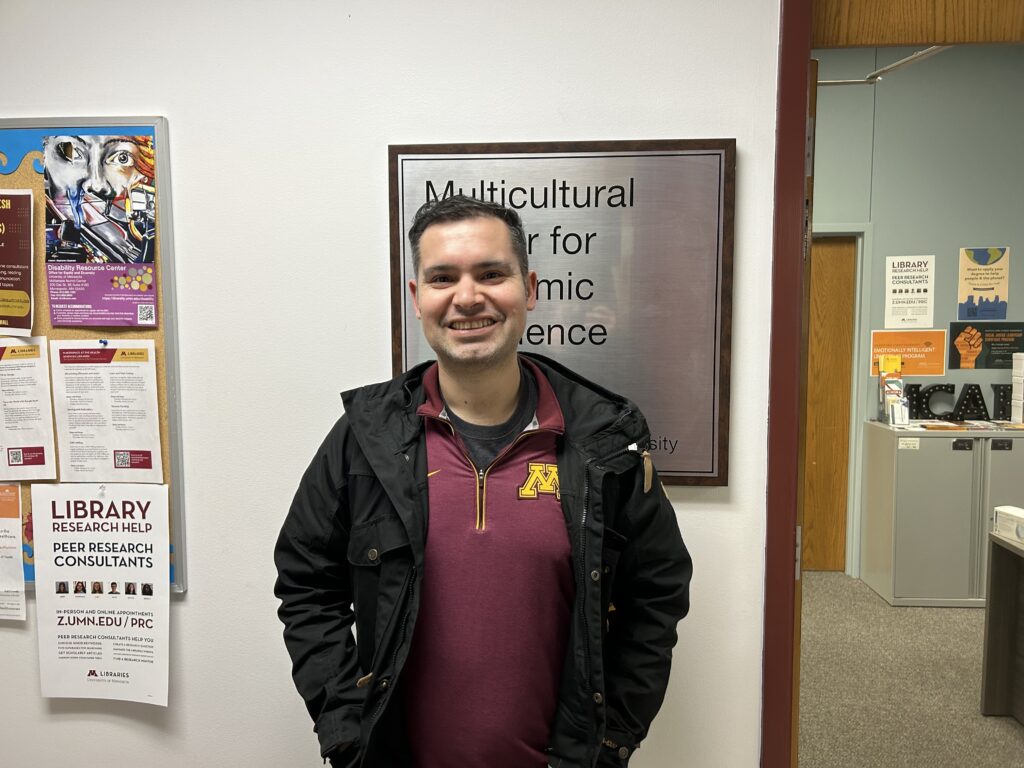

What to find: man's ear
left=408, top=279, right=422, bottom=319
left=525, top=270, right=538, bottom=311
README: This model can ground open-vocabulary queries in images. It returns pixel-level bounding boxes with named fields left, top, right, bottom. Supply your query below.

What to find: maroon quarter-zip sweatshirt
left=401, top=360, right=575, bottom=768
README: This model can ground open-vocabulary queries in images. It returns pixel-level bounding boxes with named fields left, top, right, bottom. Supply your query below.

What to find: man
left=275, top=195, right=691, bottom=767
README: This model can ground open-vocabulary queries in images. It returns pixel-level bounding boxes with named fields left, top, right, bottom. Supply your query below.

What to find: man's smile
left=447, top=318, right=498, bottom=331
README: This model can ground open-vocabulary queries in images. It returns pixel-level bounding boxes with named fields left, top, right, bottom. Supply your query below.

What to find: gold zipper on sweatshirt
left=429, top=415, right=543, bottom=531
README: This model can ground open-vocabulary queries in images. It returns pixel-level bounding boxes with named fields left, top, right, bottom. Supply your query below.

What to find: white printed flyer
left=0, top=336, right=57, bottom=481
left=50, top=339, right=163, bottom=483
left=0, top=484, right=25, bottom=621
left=885, top=255, right=934, bottom=329
left=31, top=483, right=169, bottom=705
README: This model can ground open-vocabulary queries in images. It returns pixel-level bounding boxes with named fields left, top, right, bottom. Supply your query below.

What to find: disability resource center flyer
left=32, top=483, right=169, bottom=705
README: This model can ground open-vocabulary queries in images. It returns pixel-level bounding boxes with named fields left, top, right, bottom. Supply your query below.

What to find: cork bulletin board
left=0, top=117, right=186, bottom=592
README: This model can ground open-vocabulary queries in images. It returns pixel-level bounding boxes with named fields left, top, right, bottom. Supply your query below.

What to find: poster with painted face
left=43, top=134, right=158, bottom=328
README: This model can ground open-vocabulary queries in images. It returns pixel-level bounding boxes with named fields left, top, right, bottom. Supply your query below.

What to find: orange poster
left=0, top=483, right=25, bottom=620
left=870, top=330, right=947, bottom=376
left=0, top=484, right=18, bottom=518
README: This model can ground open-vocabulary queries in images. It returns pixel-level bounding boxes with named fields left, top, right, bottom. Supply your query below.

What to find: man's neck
left=437, top=356, right=522, bottom=427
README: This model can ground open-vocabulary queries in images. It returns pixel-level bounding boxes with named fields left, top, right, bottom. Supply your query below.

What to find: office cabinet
left=860, top=422, right=1024, bottom=607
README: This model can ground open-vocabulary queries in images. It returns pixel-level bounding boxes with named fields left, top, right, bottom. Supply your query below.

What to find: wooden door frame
left=763, top=0, right=812, bottom=766
left=764, top=4, right=1024, bottom=766
left=801, top=236, right=859, bottom=572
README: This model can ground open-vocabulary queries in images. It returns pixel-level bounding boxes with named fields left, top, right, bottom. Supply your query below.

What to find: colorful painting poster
left=958, top=247, right=1009, bottom=321
left=0, top=484, right=25, bottom=621
left=948, top=322, right=1024, bottom=369
left=885, top=255, right=934, bottom=329
left=0, top=190, right=33, bottom=335
left=43, top=133, right=158, bottom=328
left=31, top=483, right=169, bottom=704
left=869, top=330, right=947, bottom=376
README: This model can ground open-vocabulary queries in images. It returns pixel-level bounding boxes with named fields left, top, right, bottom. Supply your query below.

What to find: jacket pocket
left=346, top=512, right=414, bottom=668
left=347, top=512, right=410, bottom=566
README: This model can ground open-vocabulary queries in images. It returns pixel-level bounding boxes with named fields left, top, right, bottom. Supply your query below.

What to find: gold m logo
left=518, top=463, right=560, bottom=500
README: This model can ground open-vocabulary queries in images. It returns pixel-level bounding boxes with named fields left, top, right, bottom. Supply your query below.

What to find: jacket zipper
left=371, top=565, right=417, bottom=722
left=577, top=437, right=644, bottom=694
left=579, top=455, right=598, bottom=688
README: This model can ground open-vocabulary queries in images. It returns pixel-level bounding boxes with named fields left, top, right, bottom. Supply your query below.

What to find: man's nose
left=452, top=275, right=483, bottom=310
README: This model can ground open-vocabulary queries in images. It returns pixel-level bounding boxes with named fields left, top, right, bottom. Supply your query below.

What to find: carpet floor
left=799, top=571, right=1024, bottom=767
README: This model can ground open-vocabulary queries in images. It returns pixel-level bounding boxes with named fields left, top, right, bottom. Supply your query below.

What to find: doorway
left=801, top=236, right=856, bottom=572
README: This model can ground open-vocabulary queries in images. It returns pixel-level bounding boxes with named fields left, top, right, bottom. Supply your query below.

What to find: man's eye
left=481, top=271, right=504, bottom=280
left=428, top=275, right=453, bottom=284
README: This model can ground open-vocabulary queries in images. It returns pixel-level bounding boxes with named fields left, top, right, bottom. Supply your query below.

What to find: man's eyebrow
left=421, top=264, right=453, bottom=277
left=422, top=260, right=514, bottom=275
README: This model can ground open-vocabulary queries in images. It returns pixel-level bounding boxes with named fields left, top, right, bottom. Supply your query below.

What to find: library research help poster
left=885, top=255, right=934, bottom=329
left=391, top=142, right=735, bottom=485
left=31, top=484, right=168, bottom=705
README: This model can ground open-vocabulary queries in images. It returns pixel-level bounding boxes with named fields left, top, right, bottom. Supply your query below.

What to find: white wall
left=0, top=2, right=780, bottom=765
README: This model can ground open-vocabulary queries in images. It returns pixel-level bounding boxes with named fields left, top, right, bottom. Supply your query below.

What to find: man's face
left=409, top=216, right=537, bottom=372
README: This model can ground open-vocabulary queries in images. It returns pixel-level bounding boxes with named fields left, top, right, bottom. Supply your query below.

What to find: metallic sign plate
left=389, top=141, right=735, bottom=485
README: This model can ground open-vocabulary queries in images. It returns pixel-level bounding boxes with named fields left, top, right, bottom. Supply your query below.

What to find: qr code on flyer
left=137, top=304, right=156, bottom=325
left=8, top=448, right=22, bottom=466
left=114, top=451, right=130, bottom=468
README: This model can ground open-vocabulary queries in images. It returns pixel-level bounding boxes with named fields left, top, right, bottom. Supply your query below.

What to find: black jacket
left=274, top=353, right=692, bottom=767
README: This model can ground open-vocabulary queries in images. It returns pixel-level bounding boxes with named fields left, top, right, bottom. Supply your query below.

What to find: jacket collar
left=342, top=352, right=648, bottom=462
left=520, top=352, right=649, bottom=458
left=413, top=359, right=565, bottom=435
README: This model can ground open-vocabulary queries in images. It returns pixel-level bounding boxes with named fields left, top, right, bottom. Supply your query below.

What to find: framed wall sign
left=390, top=140, right=735, bottom=485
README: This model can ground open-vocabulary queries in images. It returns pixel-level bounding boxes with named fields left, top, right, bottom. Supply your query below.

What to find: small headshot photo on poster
left=55, top=581, right=68, bottom=594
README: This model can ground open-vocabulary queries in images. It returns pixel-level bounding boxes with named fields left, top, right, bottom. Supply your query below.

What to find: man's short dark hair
left=408, top=195, right=529, bottom=278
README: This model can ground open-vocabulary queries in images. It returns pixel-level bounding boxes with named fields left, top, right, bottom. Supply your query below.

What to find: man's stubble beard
left=431, top=327, right=521, bottom=374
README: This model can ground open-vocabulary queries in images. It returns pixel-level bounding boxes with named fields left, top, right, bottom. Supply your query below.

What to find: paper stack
left=995, top=505, right=1024, bottom=545
left=1013, top=354, right=1024, bottom=423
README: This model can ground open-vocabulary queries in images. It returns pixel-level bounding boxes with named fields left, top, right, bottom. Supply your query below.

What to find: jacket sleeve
left=601, top=460, right=692, bottom=765
left=274, top=417, right=365, bottom=757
